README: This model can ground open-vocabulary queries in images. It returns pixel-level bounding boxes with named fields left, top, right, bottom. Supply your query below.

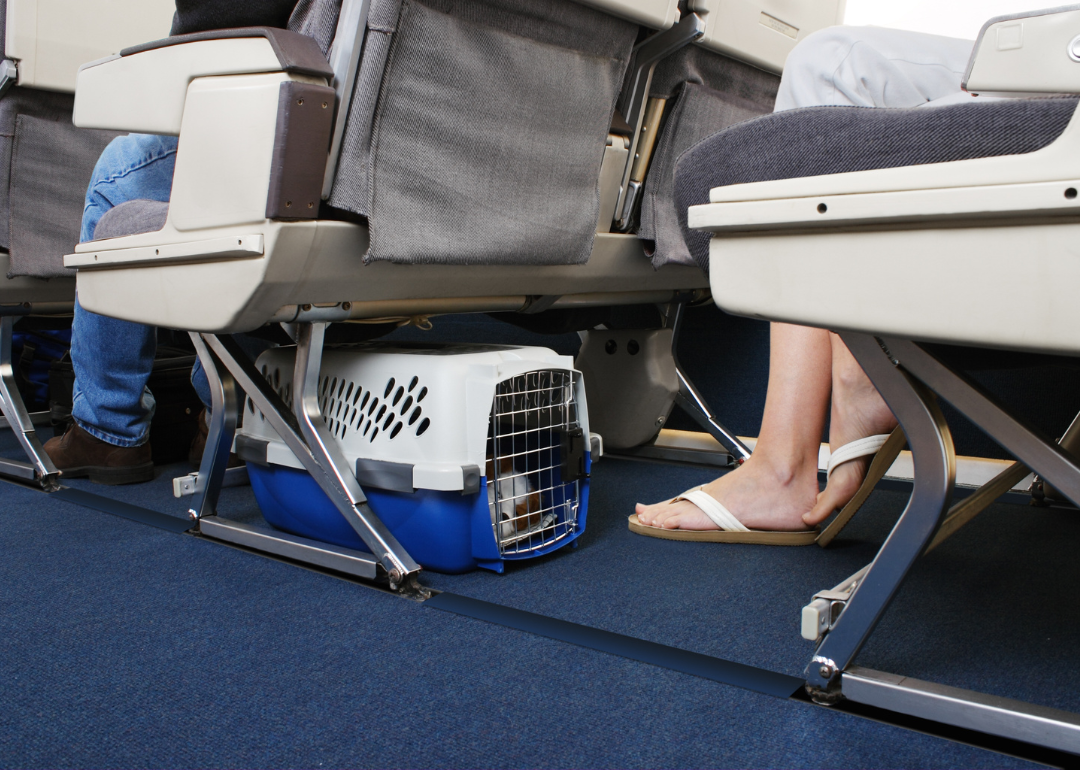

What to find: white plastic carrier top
left=238, top=343, right=592, bottom=493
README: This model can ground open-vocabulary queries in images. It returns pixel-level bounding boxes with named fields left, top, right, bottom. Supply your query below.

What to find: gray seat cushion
left=673, top=96, right=1080, bottom=272
left=92, top=199, right=169, bottom=240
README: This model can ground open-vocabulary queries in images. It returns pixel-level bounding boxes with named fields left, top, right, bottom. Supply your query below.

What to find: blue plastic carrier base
left=246, top=459, right=590, bottom=574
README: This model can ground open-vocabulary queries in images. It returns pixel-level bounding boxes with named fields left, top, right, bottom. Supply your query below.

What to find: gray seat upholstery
left=0, top=87, right=119, bottom=279
left=673, top=96, right=1080, bottom=271
left=93, top=199, right=169, bottom=240
left=298, top=0, right=639, bottom=267
left=637, top=44, right=779, bottom=268
left=293, top=0, right=787, bottom=269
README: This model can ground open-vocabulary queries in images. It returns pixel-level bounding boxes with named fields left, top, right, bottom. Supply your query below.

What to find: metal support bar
left=613, top=13, right=706, bottom=230
left=666, top=303, right=752, bottom=463
left=926, top=460, right=1029, bottom=553
left=805, top=333, right=955, bottom=700
left=199, top=517, right=378, bottom=580
left=884, top=338, right=1080, bottom=509
left=843, top=666, right=1080, bottom=755
left=0, top=411, right=52, bottom=430
left=203, top=330, right=420, bottom=584
left=185, top=333, right=240, bottom=519
left=0, top=315, right=59, bottom=489
left=0, top=456, right=36, bottom=482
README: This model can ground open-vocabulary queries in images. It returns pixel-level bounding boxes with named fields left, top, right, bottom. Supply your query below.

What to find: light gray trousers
left=774, top=25, right=978, bottom=112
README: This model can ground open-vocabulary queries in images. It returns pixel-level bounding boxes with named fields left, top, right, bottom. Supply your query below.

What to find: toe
left=805, top=461, right=866, bottom=525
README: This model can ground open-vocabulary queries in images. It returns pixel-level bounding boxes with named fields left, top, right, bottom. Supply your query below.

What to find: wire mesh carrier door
left=486, top=368, right=588, bottom=557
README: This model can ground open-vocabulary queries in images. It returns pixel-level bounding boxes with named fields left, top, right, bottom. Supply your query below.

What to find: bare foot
left=806, top=343, right=898, bottom=526
left=634, top=451, right=820, bottom=533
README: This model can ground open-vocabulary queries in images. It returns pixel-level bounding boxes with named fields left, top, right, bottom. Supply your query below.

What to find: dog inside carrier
left=234, top=343, right=596, bottom=573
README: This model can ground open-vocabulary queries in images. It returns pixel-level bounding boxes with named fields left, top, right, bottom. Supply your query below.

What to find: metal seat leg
left=664, top=302, right=753, bottom=463
left=180, top=332, right=240, bottom=519
left=0, top=315, right=59, bottom=489
left=805, top=332, right=955, bottom=702
left=202, top=327, right=421, bottom=588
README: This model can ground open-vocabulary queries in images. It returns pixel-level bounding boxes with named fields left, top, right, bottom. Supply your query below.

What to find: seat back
left=311, top=0, right=638, bottom=267
left=297, top=0, right=844, bottom=269
left=6, top=0, right=174, bottom=93
left=1, top=0, right=173, bottom=280
left=691, top=0, right=846, bottom=73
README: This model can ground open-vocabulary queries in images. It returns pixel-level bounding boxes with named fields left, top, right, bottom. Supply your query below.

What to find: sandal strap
left=672, top=487, right=750, bottom=532
left=826, top=434, right=892, bottom=481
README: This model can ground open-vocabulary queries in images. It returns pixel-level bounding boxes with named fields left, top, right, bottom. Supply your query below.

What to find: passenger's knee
left=784, top=26, right=862, bottom=80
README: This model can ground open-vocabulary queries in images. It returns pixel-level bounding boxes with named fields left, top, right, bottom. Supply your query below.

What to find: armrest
left=73, top=28, right=332, bottom=136
left=963, top=5, right=1080, bottom=95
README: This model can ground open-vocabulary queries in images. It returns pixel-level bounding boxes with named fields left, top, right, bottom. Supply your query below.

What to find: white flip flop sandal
left=628, top=486, right=819, bottom=546
left=816, top=426, right=906, bottom=547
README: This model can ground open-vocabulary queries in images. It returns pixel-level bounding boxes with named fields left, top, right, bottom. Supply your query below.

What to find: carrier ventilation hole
left=292, top=375, right=431, bottom=441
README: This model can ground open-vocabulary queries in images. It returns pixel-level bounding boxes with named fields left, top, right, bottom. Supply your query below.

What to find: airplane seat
left=0, top=0, right=173, bottom=488
left=675, top=93, right=1080, bottom=272
left=684, top=4, right=1080, bottom=754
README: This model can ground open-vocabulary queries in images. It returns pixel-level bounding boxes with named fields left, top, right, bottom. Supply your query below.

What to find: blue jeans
left=71, top=133, right=215, bottom=447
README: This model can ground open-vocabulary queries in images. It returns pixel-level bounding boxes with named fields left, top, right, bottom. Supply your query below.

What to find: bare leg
left=805, top=334, right=898, bottom=525
left=635, top=323, right=830, bottom=531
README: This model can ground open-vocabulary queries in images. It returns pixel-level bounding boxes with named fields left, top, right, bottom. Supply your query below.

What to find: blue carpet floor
left=1, top=425, right=1071, bottom=767
left=3, top=308, right=1077, bottom=767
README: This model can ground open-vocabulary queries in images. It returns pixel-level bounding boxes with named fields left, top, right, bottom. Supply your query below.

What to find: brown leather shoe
left=43, top=422, right=154, bottom=485
left=188, top=409, right=243, bottom=468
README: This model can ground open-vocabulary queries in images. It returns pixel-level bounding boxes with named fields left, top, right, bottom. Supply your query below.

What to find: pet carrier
left=235, top=343, right=595, bottom=573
